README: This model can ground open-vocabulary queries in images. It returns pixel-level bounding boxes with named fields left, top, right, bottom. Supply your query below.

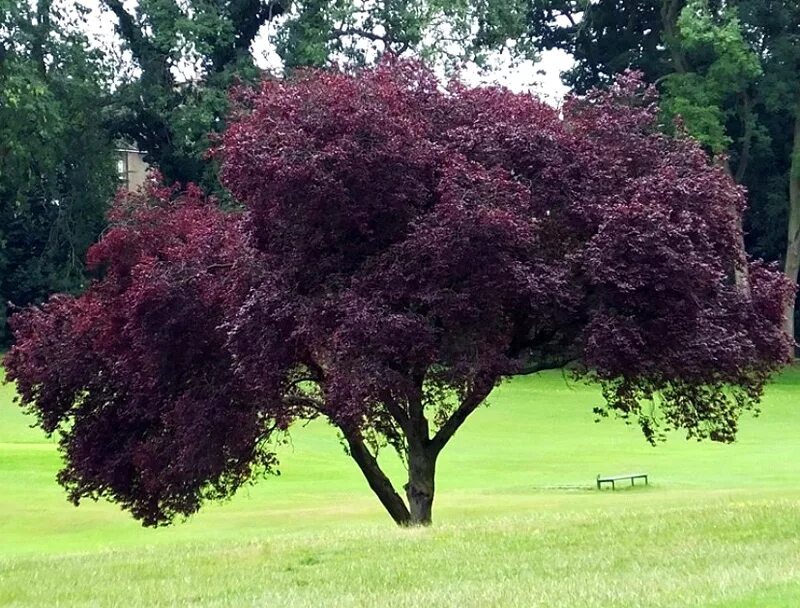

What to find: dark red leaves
left=4, top=62, right=793, bottom=525
left=6, top=184, right=279, bottom=525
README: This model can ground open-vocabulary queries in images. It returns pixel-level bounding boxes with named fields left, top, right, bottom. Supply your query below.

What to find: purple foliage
left=5, top=62, right=793, bottom=526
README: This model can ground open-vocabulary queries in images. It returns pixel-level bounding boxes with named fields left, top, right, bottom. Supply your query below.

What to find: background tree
left=739, top=0, right=800, bottom=339
left=5, top=63, right=792, bottom=528
left=101, top=0, right=529, bottom=189
left=100, top=0, right=285, bottom=188
left=0, top=0, right=118, bottom=343
left=523, top=0, right=671, bottom=93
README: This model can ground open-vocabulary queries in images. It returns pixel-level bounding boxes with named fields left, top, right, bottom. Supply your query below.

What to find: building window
left=116, top=155, right=129, bottom=188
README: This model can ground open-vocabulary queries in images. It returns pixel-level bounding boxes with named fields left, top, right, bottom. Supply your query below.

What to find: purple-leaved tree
left=4, top=61, right=794, bottom=527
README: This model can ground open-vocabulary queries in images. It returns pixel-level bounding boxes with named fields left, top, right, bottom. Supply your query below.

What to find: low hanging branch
left=4, top=61, right=793, bottom=528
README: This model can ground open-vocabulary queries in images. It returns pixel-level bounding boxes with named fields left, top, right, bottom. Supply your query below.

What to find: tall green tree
left=739, top=0, right=800, bottom=338
left=0, top=0, right=117, bottom=343
left=100, top=0, right=284, bottom=187
left=524, top=1, right=759, bottom=162
left=525, top=0, right=671, bottom=92
left=102, top=0, right=527, bottom=188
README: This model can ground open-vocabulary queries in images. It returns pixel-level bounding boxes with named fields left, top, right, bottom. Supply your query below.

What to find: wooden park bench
left=596, top=473, right=648, bottom=490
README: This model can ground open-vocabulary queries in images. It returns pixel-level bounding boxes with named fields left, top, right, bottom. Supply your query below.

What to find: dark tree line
left=0, top=0, right=117, bottom=342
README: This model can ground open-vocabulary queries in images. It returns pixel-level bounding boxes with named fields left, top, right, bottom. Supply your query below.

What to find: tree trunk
left=720, top=158, right=751, bottom=295
left=404, top=441, right=437, bottom=526
left=662, top=0, right=689, bottom=74
left=341, top=380, right=498, bottom=527
left=784, top=112, right=800, bottom=347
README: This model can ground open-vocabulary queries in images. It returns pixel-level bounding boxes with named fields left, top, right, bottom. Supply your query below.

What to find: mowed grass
left=1, top=367, right=800, bottom=607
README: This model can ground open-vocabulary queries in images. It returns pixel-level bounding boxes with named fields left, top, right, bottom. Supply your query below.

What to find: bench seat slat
left=597, top=473, right=647, bottom=481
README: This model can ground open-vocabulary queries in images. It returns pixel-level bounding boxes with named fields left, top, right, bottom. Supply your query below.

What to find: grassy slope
left=1, top=368, right=799, bottom=607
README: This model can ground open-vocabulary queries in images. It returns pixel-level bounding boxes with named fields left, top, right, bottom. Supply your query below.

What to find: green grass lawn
left=1, top=367, right=799, bottom=607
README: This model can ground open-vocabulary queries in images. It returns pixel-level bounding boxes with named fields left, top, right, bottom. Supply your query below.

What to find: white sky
left=456, top=50, right=573, bottom=106
left=80, top=0, right=575, bottom=106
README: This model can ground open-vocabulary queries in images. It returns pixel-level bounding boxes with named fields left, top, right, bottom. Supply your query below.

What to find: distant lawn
left=1, top=367, right=799, bottom=607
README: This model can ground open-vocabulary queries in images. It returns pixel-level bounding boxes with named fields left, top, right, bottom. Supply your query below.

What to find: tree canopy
left=5, top=61, right=792, bottom=527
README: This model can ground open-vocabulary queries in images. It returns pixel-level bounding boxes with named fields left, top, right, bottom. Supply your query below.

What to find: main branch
left=429, top=379, right=495, bottom=455
left=340, top=427, right=411, bottom=526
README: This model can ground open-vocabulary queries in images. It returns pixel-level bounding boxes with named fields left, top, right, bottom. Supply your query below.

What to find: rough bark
left=784, top=111, right=800, bottom=346
left=101, top=0, right=172, bottom=85
left=210, top=0, right=286, bottom=72
left=719, top=157, right=751, bottom=295
left=404, top=439, right=436, bottom=526
left=31, top=0, right=53, bottom=76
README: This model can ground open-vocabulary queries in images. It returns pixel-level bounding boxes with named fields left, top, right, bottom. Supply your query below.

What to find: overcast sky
left=456, top=49, right=574, bottom=105
left=82, top=0, right=575, bottom=106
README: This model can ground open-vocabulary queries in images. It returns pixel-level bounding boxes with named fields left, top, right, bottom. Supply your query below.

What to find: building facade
left=116, top=145, right=149, bottom=191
